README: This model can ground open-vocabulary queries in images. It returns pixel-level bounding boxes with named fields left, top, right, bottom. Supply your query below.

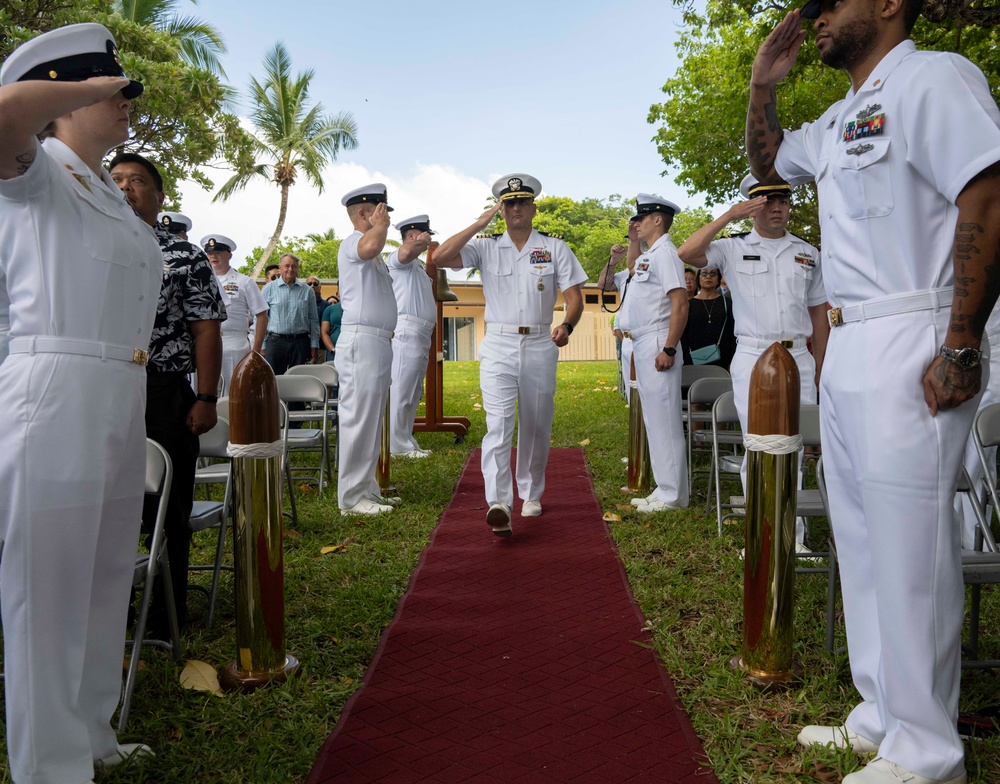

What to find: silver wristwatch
left=939, top=345, right=982, bottom=370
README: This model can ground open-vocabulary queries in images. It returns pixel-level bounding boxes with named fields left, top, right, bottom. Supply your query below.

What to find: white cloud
left=177, top=161, right=493, bottom=272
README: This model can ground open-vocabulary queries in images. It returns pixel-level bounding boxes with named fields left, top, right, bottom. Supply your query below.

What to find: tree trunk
left=252, top=184, right=291, bottom=278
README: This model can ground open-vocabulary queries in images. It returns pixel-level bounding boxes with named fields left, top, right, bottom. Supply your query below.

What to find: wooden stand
left=412, top=243, right=470, bottom=443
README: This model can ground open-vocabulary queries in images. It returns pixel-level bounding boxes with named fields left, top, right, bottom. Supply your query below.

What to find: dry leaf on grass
left=180, top=660, right=223, bottom=696
left=297, top=484, right=316, bottom=494
left=282, top=528, right=301, bottom=539
left=602, top=512, right=622, bottom=522
left=321, top=537, right=356, bottom=555
left=808, top=762, right=840, bottom=783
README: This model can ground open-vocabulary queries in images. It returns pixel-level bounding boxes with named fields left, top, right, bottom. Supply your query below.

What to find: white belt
left=738, top=336, right=808, bottom=350
left=221, top=331, right=250, bottom=339
left=629, top=321, right=669, bottom=340
left=828, top=286, right=952, bottom=328
left=9, top=336, right=149, bottom=365
left=397, top=314, right=435, bottom=331
left=341, top=324, right=394, bottom=339
left=487, top=323, right=550, bottom=335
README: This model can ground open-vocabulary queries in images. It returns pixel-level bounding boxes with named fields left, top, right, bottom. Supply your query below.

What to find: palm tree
left=112, top=0, right=227, bottom=78
left=215, top=42, right=359, bottom=277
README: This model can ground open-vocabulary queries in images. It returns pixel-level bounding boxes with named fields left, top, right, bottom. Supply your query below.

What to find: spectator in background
left=261, top=253, right=321, bottom=374
left=305, top=274, right=326, bottom=321
left=681, top=268, right=736, bottom=370
left=321, top=292, right=343, bottom=361
left=264, top=264, right=280, bottom=282
left=684, top=267, right=698, bottom=299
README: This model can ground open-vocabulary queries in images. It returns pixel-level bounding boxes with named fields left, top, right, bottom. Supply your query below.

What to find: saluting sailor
left=0, top=23, right=162, bottom=782
left=158, top=211, right=191, bottom=240
left=598, top=219, right=642, bottom=403
left=336, top=183, right=399, bottom=515
left=201, top=234, right=269, bottom=393
left=387, top=214, right=436, bottom=458
left=625, top=194, right=690, bottom=513
left=678, top=175, right=829, bottom=546
left=434, top=174, right=587, bottom=536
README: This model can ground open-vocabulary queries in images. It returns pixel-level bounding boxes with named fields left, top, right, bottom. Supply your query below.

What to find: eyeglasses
left=698, top=270, right=719, bottom=277
left=307, top=281, right=320, bottom=287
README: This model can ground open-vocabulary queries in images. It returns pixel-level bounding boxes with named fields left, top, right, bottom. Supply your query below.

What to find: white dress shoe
left=341, top=498, right=393, bottom=516
left=486, top=503, right=512, bottom=537
left=95, top=743, right=154, bottom=769
left=797, top=724, right=879, bottom=753
left=843, top=757, right=966, bottom=784
left=521, top=500, right=542, bottom=517
left=635, top=495, right=680, bottom=513
left=630, top=495, right=651, bottom=506
left=369, top=493, right=401, bottom=505
left=395, top=449, right=429, bottom=458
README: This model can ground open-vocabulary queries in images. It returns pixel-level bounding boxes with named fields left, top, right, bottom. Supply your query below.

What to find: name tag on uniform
left=794, top=254, right=816, bottom=269
left=742, top=255, right=761, bottom=261
left=529, top=248, right=551, bottom=265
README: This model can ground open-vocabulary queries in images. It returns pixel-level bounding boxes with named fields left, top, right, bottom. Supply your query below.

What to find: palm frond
left=213, top=164, right=270, bottom=202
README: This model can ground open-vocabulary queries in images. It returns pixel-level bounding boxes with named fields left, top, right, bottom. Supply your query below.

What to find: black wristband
left=562, top=322, right=574, bottom=335
left=662, top=346, right=676, bottom=357
left=196, top=393, right=219, bottom=404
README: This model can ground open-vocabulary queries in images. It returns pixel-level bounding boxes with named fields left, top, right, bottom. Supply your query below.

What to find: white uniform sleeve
left=386, top=249, right=405, bottom=270
left=0, top=137, right=49, bottom=201
left=341, top=232, right=364, bottom=264
left=0, top=261, right=9, bottom=363
left=244, top=275, right=269, bottom=316
left=805, top=242, right=827, bottom=307
left=658, top=242, right=686, bottom=295
left=704, top=238, right=735, bottom=278
left=900, top=54, right=1000, bottom=204
left=774, top=101, right=842, bottom=187
left=460, top=238, right=484, bottom=271
left=554, top=240, right=588, bottom=291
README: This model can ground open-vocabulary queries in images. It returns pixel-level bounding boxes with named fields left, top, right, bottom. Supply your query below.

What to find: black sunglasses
left=307, top=281, right=320, bottom=287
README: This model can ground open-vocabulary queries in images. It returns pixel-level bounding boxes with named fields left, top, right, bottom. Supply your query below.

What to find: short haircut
left=264, top=264, right=279, bottom=274
left=107, top=152, right=163, bottom=193
left=279, top=253, right=301, bottom=266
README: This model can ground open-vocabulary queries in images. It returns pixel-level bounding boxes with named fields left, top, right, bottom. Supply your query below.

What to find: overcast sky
left=173, top=0, right=710, bottom=269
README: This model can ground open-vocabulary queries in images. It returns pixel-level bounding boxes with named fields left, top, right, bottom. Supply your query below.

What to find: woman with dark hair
left=682, top=268, right=736, bottom=369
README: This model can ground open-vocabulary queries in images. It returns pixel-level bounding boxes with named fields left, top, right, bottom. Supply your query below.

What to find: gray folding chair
left=285, top=363, right=339, bottom=467
left=686, top=376, right=733, bottom=494
left=710, top=391, right=745, bottom=535
left=959, top=403, right=1000, bottom=668
left=276, top=374, right=332, bottom=491
left=189, top=416, right=232, bottom=628
left=120, top=439, right=183, bottom=731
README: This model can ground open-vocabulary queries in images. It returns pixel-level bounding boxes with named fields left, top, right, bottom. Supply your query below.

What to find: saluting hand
left=751, top=10, right=807, bottom=88
left=727, top=196, right=768, bottom=222
left=369, top=202, right=391, bottom=231
left=474, top=202, right=503, bottom=231
left=609, top=244, right=627, bottom=265
left=409, top=231, right=432, bottom=255
left=85, top=76, right=132, bottom=104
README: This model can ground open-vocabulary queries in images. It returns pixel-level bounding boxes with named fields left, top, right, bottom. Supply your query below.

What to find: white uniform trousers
left=730, top=341, right=817, bottom=541
left=335, top=329, right=392, bottom=509
left=0, top=355, right=147, bottom=784
left=632, top=327, right=688, bottom=507
left=389, top=317, right=434, bottom=454
left=621, top=337, right=634, bottom=404
left=220, top=332, right=252, bottom=396
left=955, top=331, right=998, bottom=549
left=821, top=308, right=975, bottom=781
left=479, top=332, right=558, bottom=507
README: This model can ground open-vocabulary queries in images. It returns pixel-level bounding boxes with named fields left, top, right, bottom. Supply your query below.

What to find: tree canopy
left=1, top=0, right=253, bottom=200
left=243, top=234, right=343, bottom=281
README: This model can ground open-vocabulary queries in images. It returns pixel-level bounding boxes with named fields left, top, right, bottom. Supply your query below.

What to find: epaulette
left=724, top=231, right=750, bottom=239
left=476, top=232, right=503, bottom=239
left=538, top=231, right=563, bottom=240
left=790, top=232, right=815, bottom=244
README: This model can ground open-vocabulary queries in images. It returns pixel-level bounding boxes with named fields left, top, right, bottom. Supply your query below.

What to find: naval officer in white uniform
left=623, top=194, right=690, bottom=512
left=158, top=211, right=191, bottom=240
left=336, top=183, right=398, bottom=515
left=0, top=23, right=162, bottom=783
left=750, top=1, right=1000, bottom=782
left=434, top=174, right=587, bottom=536
left=678, top=176, right=829, bottom=545
left=598, top=221, right=642, bottom=404
left=387, top=215, right=436, bottom=458
left=202, top=234, right=269, bottom=392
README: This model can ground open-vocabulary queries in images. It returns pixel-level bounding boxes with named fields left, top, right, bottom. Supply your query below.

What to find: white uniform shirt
left=613, top=268, right=634, bottom=333
left=0, top=138, right=161, bottom=357
left=776, top=40, right=1000, bottom=306
left=460, top=229, right=587, bottom=325
left=215, top=267, right=268, bottom=336
left=338, top=231, right=398, bottom=332
left=705, top=229, right=824, bottom=340
left=387, top=251, right=436, bottom=323
left=627, top=234, right=686, bottom=328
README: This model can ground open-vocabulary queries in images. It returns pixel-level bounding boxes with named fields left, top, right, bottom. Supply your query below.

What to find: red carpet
left=307, top=448, right=718, bottom=784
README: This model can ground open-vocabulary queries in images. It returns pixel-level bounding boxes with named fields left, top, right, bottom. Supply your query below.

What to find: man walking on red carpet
left=434, top=174, right=587, bottom=537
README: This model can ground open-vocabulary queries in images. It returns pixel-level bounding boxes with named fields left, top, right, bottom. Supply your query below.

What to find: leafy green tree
left=112, top=0, right=227, bottom=77
left=1, top=0, right=253, bottom=200
left=215, top=42, right=359, bottom=277
left=244, top=235, right=343, bottom=280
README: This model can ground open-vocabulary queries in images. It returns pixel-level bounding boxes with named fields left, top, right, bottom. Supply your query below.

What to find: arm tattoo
left=746, top=86, right=782, bottom=181
left=15, top=148, right=35, bottom=175
left=951, top=221, right=1000, bottom=338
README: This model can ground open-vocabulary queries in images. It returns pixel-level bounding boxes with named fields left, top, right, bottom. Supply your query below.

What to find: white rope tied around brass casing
left=227, top=440, right=284, bottom=459
left=743, top=433, right=803, bottom=454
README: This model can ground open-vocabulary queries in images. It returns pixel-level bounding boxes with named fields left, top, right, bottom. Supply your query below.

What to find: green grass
left=2, top=361, right=998, bottom=783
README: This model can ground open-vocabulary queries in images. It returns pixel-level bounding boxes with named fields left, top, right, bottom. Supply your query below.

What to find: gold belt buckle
left=623, top=330, right=632, bottom=339
left=518, top=326, right=530, bottom=335
left=780, top=339, right=794, bottom=349
left=132, top=348, right=149, bottom=366
left=828, top=307, right=844, bottom=328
